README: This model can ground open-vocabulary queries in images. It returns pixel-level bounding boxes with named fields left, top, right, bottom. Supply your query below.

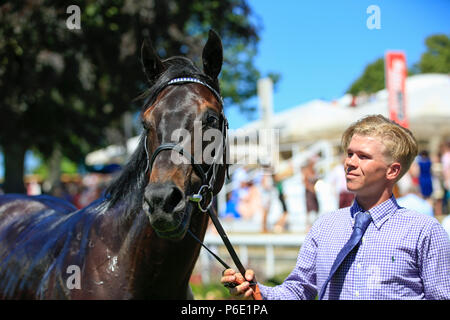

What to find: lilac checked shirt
left=258, top=196, right=450, bottom=300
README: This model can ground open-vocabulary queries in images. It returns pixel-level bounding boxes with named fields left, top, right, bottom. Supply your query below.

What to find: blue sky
left=1, top=0, right=450, bottom=177
left=225, top=0, right=450, bottom=128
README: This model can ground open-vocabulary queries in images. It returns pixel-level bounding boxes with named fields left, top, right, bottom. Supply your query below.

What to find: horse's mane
left=0, top=198, right=106, bottom=298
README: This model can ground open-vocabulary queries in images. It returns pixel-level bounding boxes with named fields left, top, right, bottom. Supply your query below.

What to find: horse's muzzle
left=143, top=183, right=189, bottom=239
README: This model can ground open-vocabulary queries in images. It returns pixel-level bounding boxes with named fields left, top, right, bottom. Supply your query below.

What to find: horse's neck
left=110, top=204, right=208, bottom=299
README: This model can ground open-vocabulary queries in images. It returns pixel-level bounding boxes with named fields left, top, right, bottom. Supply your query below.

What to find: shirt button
left=357, top=263, right=362, bottom=269
left=355, top=291, right=360, bottom=297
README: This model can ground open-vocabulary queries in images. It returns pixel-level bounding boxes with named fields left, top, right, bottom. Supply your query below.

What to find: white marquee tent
left=241, top=73, right=450, bottom=145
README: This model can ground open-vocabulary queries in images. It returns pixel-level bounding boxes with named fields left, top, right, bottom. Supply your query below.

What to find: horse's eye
left=206, top=115, right=219, bottom=127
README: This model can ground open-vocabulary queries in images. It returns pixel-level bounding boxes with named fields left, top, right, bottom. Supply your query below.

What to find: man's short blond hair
left=341, top=114, right=418, bottom=181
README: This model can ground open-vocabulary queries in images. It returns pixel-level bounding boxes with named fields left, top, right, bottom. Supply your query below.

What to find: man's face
left=344, top=134, right=391, bottom=197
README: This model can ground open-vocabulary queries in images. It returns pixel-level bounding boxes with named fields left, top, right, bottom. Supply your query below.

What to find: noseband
left=144, top=77, right=228, bottom=212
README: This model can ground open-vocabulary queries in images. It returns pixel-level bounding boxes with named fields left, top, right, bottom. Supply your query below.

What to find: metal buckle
left=189, top=185, right=213, bottom=213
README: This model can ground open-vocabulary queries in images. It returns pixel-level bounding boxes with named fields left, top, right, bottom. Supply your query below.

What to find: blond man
left=222, top=115, right=450, bottom=300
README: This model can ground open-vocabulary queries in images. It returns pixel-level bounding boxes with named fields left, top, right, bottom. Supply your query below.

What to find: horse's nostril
left=163, top=187, right=184, bottom=213
left=145, top=184, right=185, bottom=214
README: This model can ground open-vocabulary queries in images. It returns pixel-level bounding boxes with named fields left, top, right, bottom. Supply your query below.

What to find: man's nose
left=346, top=154, right=358, bottom=168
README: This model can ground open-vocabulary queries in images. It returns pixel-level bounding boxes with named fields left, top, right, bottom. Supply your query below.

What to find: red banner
left=385, top=51, right=408, bottom=128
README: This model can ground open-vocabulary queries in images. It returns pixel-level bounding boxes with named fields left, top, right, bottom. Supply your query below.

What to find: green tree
left=0, top=0, right=272, bottom=193
left=347, top=57, right=385, bottom=96
left=416, top=34, right=450, bottom=74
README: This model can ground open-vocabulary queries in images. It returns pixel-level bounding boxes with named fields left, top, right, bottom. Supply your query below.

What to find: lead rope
left=187, top=229, right=230, bottom=270
left=187, top=205, right=263, bottom=300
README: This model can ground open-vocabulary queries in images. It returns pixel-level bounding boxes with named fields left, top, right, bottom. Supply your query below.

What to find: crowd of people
left=220, top=159, right=354, bottom=234
left=0, top=172, right=116, bottom=210
left=221, top=165, right=296, bottom=233
left=397, top=140, right=450, bottom=219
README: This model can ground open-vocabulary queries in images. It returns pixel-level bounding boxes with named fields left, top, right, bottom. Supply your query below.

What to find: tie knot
left=354, top=212, right=372, bottom=231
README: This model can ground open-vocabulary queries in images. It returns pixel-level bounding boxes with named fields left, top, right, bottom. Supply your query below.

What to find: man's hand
left=221, top=268, right=256, bottom=300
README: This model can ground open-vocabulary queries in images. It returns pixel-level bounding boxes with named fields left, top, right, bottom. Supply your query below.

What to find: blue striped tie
left=318, top=211, right=372, bottom=300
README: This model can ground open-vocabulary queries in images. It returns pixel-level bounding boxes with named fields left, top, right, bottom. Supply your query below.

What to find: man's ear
left=141, top=37, right=165, bottom=84
left=387, top=162, right=402, bottom=181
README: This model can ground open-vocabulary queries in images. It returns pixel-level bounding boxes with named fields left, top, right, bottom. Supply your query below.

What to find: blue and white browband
left=167, top=77, right=223, bottom=105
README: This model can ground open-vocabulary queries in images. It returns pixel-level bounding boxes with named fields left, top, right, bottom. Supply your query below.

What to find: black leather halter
left=143, top=77, right=255, bottom=288
left=146, top=141, right=214, bottom=212
left=144, top=77, right=228, bottom=212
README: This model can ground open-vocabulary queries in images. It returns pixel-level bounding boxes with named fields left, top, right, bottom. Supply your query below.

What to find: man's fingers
left=245, top=269, right=255, bottom=282
left=243, top=287, right=254, bottom=300
left=222, top=271, right=245, bottom=285
left=222, top=275, right=237, bottom=284
left=221, top=269, right=236, bottom=286
left=232, top=281, right=250, bottom=296
left=222, top=268, right=235, bottom=276
left=235, top=272, right=245, bottom=284
left=221, top=269, right=256, bottom=299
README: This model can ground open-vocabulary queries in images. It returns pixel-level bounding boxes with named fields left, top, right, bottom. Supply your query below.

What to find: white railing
left=197, top=232, right=305, bottom=283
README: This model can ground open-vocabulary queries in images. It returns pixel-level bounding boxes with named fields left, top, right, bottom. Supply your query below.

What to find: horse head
left=140, top=30, right=228, bottom=240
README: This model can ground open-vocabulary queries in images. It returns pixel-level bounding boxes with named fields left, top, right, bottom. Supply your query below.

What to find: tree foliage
left=416, top=34, right=450, bottom=74
left=347, top=34, right=450, bottom=97
left=347, top=58, right=385, bottom=96
left=0, top=0, right=270, bottom=192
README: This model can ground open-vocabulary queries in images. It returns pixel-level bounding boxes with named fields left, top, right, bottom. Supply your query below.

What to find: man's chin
left=346, top=185, right=367, bottom=198
left=345, top=183, right=359, bottom=193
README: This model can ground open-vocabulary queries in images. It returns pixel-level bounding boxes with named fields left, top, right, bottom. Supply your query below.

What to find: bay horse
left=0, top=30, right=228, bottom=299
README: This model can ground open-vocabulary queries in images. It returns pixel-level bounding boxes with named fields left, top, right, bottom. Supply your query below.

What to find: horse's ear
left=141, top=38, right=165, bottom=84
left=202, top=30, right=223, bottom=80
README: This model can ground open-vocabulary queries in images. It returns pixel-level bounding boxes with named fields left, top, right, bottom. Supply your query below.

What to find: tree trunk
left=2, top=143, right=26, bottom=194
left=47, top=147, right=62, bottom=194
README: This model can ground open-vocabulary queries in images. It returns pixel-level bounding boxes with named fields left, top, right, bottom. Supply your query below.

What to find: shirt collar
left=350, top=195, right=400, bottom=229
